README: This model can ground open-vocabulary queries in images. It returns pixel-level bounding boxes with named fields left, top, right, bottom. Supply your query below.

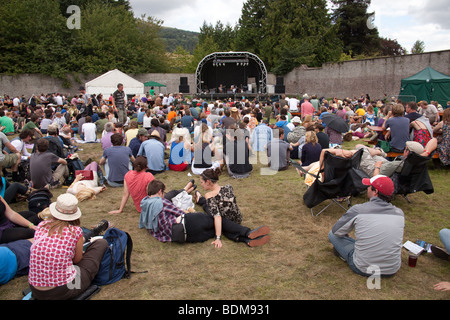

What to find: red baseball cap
left=362, top=175, right=394, bottom=196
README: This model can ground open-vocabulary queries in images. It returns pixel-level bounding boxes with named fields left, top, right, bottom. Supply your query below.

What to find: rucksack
left=93, top=228, right=133, bottom=286
left=28, top=188, right=53, bottom=214
left=17, top=160, right=30, bottom=183
left=65, top=157, right=85, bottom=185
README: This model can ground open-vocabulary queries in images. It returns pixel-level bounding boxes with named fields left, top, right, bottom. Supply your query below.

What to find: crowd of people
left=0, top=87, right=448, bottom=299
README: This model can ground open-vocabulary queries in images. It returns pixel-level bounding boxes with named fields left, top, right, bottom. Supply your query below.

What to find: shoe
left=194, top=191, right=202, bottom=204
left=247, top=226, right=270, bottom=240
left=92, top=219, right=110, bottom=237
left=84, top=158, right=93, bottom=166
left=49, top=180, right=62, bottom=189
left=247, top=234, right=270, bottom=247
left=333, top=248, right=346, bottom=262
left=431, top=245, right=450, bottom=260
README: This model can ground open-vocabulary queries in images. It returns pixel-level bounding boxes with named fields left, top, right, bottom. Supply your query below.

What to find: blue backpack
left=93, top=228, right=133, bottom=286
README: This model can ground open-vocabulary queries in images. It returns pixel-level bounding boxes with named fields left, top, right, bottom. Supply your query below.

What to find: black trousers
left=184, top=213, right=251, bottom=244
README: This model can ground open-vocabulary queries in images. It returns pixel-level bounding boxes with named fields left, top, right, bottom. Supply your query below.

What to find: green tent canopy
left=144, top=81, right=167, bottom=94
left=399, top=66, right=450, bottom=107
left=144, top=81, right=166, bottom=87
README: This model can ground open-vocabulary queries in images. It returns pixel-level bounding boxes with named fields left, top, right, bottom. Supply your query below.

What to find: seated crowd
left=0, top=90, right=448, bottom=298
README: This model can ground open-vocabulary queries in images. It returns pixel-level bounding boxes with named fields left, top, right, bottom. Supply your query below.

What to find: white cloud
left=128, top=0, right=450, bottom=52
left=129, top=0, right=243, bottom=31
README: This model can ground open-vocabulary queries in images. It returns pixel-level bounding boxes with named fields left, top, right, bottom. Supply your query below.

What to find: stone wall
left=1, top=50, right=449, bottom=101
left=283, top=50, right=450, bottom=100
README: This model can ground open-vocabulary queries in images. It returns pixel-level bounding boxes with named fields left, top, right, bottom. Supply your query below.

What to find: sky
left=128, top=0, right=450, bottom=53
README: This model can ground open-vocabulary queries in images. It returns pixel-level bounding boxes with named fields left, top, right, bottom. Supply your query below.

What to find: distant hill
left=159, top=27, right=199, bottom=54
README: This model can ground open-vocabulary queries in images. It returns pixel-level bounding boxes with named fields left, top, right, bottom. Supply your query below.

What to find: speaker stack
left=275, top=77, right=285, bottom=94
left=179, top=77, right=190, bottom=93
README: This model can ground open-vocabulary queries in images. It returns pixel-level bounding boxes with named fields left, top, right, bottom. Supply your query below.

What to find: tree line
left=0, top=0, right=425, bottom=82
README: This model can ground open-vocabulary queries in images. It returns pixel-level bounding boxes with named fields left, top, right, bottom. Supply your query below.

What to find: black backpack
left=28, top=188, right=53, bottom=214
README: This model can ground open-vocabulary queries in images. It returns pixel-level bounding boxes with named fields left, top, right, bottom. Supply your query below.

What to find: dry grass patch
left=1, top=135, right=449, bottom=300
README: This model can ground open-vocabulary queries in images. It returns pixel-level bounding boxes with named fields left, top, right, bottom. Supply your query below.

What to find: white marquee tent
left=85, top=69, right=145, bottom=97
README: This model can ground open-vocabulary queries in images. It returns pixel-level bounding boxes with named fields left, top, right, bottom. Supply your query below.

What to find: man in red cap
left=328, top=175, right=405, bottom=277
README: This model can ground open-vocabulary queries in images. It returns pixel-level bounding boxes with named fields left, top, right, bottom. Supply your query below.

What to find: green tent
left=144, top=81, right=166, bottom=87
left=144, top=81, right=167, bottom=94
left=399, top=66, right=450, bottom=107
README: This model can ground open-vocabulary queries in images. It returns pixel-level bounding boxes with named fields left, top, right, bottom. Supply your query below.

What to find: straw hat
left=49, top=194, right=82, bottom=221
left=150, top=130, right=160, bottom=138
left=292, top=116, right=302, bottom=124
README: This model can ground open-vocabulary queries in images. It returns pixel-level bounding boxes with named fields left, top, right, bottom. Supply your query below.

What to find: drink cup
left=408, top=253, right=419, bottom=267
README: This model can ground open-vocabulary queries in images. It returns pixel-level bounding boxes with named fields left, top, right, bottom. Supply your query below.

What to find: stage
left=195, top=92, right=272, bottom=102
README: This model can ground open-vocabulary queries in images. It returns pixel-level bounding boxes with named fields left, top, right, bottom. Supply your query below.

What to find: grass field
left=1, top=133, right=449, bottom=301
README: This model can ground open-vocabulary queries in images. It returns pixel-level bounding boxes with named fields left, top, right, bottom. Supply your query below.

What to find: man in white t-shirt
left=13, top=97, right=20, bottom=107
left=82, top=116, right=98, bottom=143
left=418, top=101, right=439, bottom=125
left=288, top=96, right=299, bottom=112
left=54, top=93, right=63, bottom=106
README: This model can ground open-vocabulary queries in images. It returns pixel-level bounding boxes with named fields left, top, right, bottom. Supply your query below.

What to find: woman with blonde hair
left=28, top=193, right=108, bottom=300
left=66, top=162, right=106, bottom=202
left=302, top=114, right=315, bottom=129
left=298, top=131, right=322, bottom=172
left=230, top=107, right=241, bottom=124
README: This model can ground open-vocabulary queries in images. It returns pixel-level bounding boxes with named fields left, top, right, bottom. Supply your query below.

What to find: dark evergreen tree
left=331, top=0, right=381, bottom=57
left=260, top=0, right=342, bottom=75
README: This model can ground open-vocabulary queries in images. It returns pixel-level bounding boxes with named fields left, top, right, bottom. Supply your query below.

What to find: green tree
left=67, top=2, right=167, bottom=74
left=234, top=0, right=269, bottom=56
left=411, top=40, right=425, bottom=54
left=167, top=46, right=194, bottom=73
left=0, top=0, right=72, bottom=77
left=380, top=38, right=406, bottom=56
left=188, top=35, right=220, bottom=73
left=260, top=0, right=342, bottom=75
left=198, top=21, right=237, bottom=52
left=331, top=0, right=381, bottom=57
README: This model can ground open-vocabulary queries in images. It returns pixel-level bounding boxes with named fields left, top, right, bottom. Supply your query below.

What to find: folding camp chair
left=392, top=152, right=434, bottom=203
left=298, top=149, right=369, bottom=217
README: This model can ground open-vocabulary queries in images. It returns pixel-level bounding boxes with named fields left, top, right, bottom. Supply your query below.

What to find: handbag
left=75, top=170, right=94, bottom=180
left=171, top=214, right=186, bottom=243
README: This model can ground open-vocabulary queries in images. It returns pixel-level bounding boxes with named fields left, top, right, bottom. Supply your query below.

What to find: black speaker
left=180, top=77, right=188, bottom=85
left=179, top=85, right=190, bottom=93
left=275, top=85, right=285, bottom=94
left=276, top=77, right=284, bottom=86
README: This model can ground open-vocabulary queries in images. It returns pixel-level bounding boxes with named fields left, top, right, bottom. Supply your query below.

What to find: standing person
left=112, top=83, right=126, bottom=124
left=28, top=194, right=108, bottom=300
left=328, top=175, right=405, bottom=277
left=301, top=95, right=315, bottom=120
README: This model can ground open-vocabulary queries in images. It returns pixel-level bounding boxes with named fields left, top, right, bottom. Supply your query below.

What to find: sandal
left=195, top=191, right=202, bottom=204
